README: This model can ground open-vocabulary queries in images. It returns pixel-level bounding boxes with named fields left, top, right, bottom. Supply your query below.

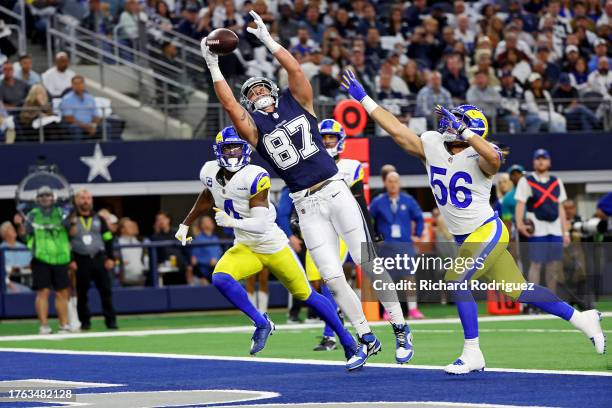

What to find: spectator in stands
left=190, top=215, right=222, bottom=286
left=587, top=56, right=612, bottom=96
left=466, top=71, right=501, bottom=125
left=13, top=55, right=41, bottom=87
left=563, top=44, right=581, bottom=72
left=117, top=0, right=143, bottom=49
left=387, top=5, right=410, bottom=39
left=42, top=52, right=75, bottom=99
left=401, top=60, right=426, bottom=94
left=407, top=25, right=440, bottom=70
left=454, top=14, right=476, bottom=53
left=290, top=26, right=317, bottom=57
left=364, top=27, right=385, bottom=70
left=369, top=171, right=425, bottom=319
left=348, top=48, right=375, bottom=96
left=275, top=3, right=299, bottom=48
left=442, top=53, right=470, bottom=101
left=377, top=69, right=409, bottom=124
left=497, top=70, right=542, bottom=133
left=534, top=46, right=562, bottom=88
left=524, top=72, right=567, bottom=132
left=211, top=0, right=244, bottom=32
left=303, top=4, right=324, bottom=44
left=0, top=62, right=30, bottom=110
left=150, top=211, right=190, bottom=284
left=82, top=0, right=115, bottom=36
left=468, top=50, right=499, bottom=87
left=60, top=75, right=103, bottom=140
left=311, top=57, right=339, bottom=101
left=588, top=38, right=612, bottom=73
left=415, top=72, right=453, bottom=128
left=0, top=221, right=32, bottom=293
left=599, top=0, right=612, bottom=27
left=570, top=57, right=590, bottom=92
left=553, top=73, right=600, bottom=131
left=117, top=217, right=146, bottom=286
left=19, top=84, right=61, bottom=140
left=404, top=0, right=430, bottom=28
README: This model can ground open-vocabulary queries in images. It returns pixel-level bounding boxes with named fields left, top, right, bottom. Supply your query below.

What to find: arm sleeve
left=234, top=206, right=273, bottom=234
left=350, top=180, right=379, bottom=241
left=100, top=220, right=114, bottom=259
left=410, top=197, right=424, bottom=237
left=276, top=189, right=294, bottom=236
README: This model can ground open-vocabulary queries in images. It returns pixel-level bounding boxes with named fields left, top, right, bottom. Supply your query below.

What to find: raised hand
left=246, top=11, right=274, bottom=46
left=200, top=37, right=219, bottom=69
left=435, top=105, right=466, bottom=136
left=340, top=69, right=368, bottom=102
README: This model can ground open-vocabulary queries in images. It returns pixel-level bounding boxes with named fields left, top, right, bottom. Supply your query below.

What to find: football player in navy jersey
left=199, top=11, right=413, bottom=370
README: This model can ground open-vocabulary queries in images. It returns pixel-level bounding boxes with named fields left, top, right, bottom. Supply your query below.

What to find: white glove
left=246, top=11, right=280, bottom=53
left=175, top=223, right=192, bottom=246
left=214, top=208, right=237, bottom=228
left=200, top=37, right=223, bottom=82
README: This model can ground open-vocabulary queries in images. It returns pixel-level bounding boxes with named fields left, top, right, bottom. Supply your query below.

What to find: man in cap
left=515, top=149, right=568, bottom=296
left=14, top=186, right=72, bottom=334
left=552, top=73, right=600, bottom=131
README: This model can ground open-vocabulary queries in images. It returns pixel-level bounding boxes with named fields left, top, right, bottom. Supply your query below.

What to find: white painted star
left=80, top=143, right=117, bottom=182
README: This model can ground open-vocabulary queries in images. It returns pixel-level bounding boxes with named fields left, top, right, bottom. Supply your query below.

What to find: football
left=205, top=28, right=239, bottom=55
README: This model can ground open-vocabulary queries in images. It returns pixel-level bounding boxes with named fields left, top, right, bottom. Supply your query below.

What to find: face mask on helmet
left=214, top=141, right=251, bottom=172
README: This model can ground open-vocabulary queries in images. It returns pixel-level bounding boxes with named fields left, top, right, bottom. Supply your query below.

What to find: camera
left=572, top=217, right=608, bottom=235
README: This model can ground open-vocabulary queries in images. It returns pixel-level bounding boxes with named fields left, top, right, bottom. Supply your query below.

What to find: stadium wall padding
left=0, top=133, right=610, bottom=186
left=0, top=282, right=289, bottom=318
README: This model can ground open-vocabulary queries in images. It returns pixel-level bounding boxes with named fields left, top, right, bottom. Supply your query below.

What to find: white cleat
left=444, top=350, right=485, bottom=375
left=39, top=325, right=52, bottom=335
left=580, top=310, right=606, bottom=354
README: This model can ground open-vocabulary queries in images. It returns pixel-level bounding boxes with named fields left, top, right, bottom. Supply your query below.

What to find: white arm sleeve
left=513, top=177, right=531, bottom=203
left=233, top=206, right=272, bottom=234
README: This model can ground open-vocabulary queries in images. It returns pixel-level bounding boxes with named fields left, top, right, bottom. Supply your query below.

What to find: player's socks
left=320, top=284, right=337, bottom=338
left=257, top=290, right=269, bottom=313
left=517, top=284, right=574, bottom=320
left=380, top=301, right=406, bottom=326
left=212, top=273, right=268, bottom=328
left=304, top=290, right=355, bottom=350
left=325, top=276, right=371, bottom=336
left=453, top=289, right=479, bottom=339
left=247, top=292, right=256, bottom=308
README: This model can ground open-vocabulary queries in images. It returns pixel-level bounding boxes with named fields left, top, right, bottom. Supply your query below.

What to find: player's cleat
left=346, top=332, right=381, bottom=371
left=578, top=310, right=606, bottom=354
left=392, top=323, right=414, bottom=364
left=286, top=316, right=301, bottom=325
left=250, top=313, right=275, bottom=355
left=39, top=325, right=52, bottom=335
left=444, top=349, right=486, bottom=375
left=408, top=308, right=425, bottom=319
left=313, top=336, right=337, bottom=351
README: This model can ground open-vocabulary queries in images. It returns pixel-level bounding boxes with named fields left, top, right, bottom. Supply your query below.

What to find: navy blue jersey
left=252, top=89, right=338, bottom=193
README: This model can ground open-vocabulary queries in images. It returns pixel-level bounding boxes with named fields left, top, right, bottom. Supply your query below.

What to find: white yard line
left=0, top=312, right=610, bottom=342
left=1, top=347, right=610, bottom=377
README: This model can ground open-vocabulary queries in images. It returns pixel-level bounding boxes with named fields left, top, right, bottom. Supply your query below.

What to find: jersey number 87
left=262, top=115, right=319, bottom=170
left=430, top=165, right=473, bottom=208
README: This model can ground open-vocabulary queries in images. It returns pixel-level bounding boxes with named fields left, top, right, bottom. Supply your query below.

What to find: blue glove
left=340, top=69, right=368, bottom=101
left=434, top=105, right=466, bottom=136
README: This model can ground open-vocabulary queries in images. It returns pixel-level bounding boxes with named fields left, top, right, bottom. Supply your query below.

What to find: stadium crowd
left=1, top=0, right=612, bottom=137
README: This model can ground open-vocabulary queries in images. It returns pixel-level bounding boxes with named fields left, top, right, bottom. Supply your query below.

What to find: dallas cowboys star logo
left=80, top=143, right=117, bottom=182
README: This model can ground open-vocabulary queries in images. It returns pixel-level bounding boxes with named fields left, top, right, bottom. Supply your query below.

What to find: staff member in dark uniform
left=70, top=188, right=118, bottom=330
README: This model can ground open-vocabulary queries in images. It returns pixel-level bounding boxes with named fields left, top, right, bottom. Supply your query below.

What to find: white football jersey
left=199, top=161, right=288, bottom=254
left=421, top=131, right=495, bottom=235
left=337, top=158, right=364, bottom=188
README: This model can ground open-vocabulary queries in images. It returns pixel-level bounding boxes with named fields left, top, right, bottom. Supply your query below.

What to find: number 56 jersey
left=421, top=131, right=495, bottom=235
left=199, top=161, right=288, bottom=254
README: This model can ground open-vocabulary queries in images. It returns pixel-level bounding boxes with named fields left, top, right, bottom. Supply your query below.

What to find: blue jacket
left=369, top=192, right=424, bottom=243
left=191, top=232, right=223, bottom=266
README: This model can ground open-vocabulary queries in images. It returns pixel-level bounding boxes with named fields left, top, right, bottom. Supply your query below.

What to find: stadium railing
left=0, top=4, right=27, bottom=55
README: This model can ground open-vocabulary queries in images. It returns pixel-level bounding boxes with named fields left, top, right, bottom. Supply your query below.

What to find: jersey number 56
left=430, top=165, right=473, bottom=209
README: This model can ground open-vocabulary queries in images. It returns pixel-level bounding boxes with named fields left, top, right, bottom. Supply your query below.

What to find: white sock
left=381, top=301, right=405, bottom=326
left=463, top=337, right=481, bottom=354
left=569, top=310, right=589, bottom=333
left=247, top=292, right=256, bottom=308
left=326, top=276, right=371, bottom=336
left=408, top=301, right=417, bottom=310
left=257, top=290, right=269, bottom=313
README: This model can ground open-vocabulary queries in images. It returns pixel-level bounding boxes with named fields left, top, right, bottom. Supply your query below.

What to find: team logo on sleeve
left=250, top=172, right=271, bottom=196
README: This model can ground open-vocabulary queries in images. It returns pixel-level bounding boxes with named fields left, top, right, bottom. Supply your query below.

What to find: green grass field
left=1, top=301, right=611, bottom=373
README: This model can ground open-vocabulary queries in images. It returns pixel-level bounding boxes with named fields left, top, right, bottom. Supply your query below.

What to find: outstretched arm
left=200, top=38, right=258, bottom=145
left=340, top=69, right=425, bottom=160
left=176, top=188, right=214, bottom=245
left=246, top=11, right=314, bottom=114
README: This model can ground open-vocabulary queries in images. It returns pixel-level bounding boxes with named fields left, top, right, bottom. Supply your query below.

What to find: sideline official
left=70, top=188, right=117, bottom=330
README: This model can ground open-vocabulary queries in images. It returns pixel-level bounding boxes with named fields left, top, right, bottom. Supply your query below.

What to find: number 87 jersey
left=421, top=131, right=495, bottom=235
left=252, top=89, right=339, bottom=193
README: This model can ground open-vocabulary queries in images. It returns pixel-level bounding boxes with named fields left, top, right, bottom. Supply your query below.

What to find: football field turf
left=1, top=301, right=611, bottom=407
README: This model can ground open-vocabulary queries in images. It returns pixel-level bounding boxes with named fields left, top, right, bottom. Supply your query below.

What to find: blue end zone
left=0, top=351, right=610, bottom=407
